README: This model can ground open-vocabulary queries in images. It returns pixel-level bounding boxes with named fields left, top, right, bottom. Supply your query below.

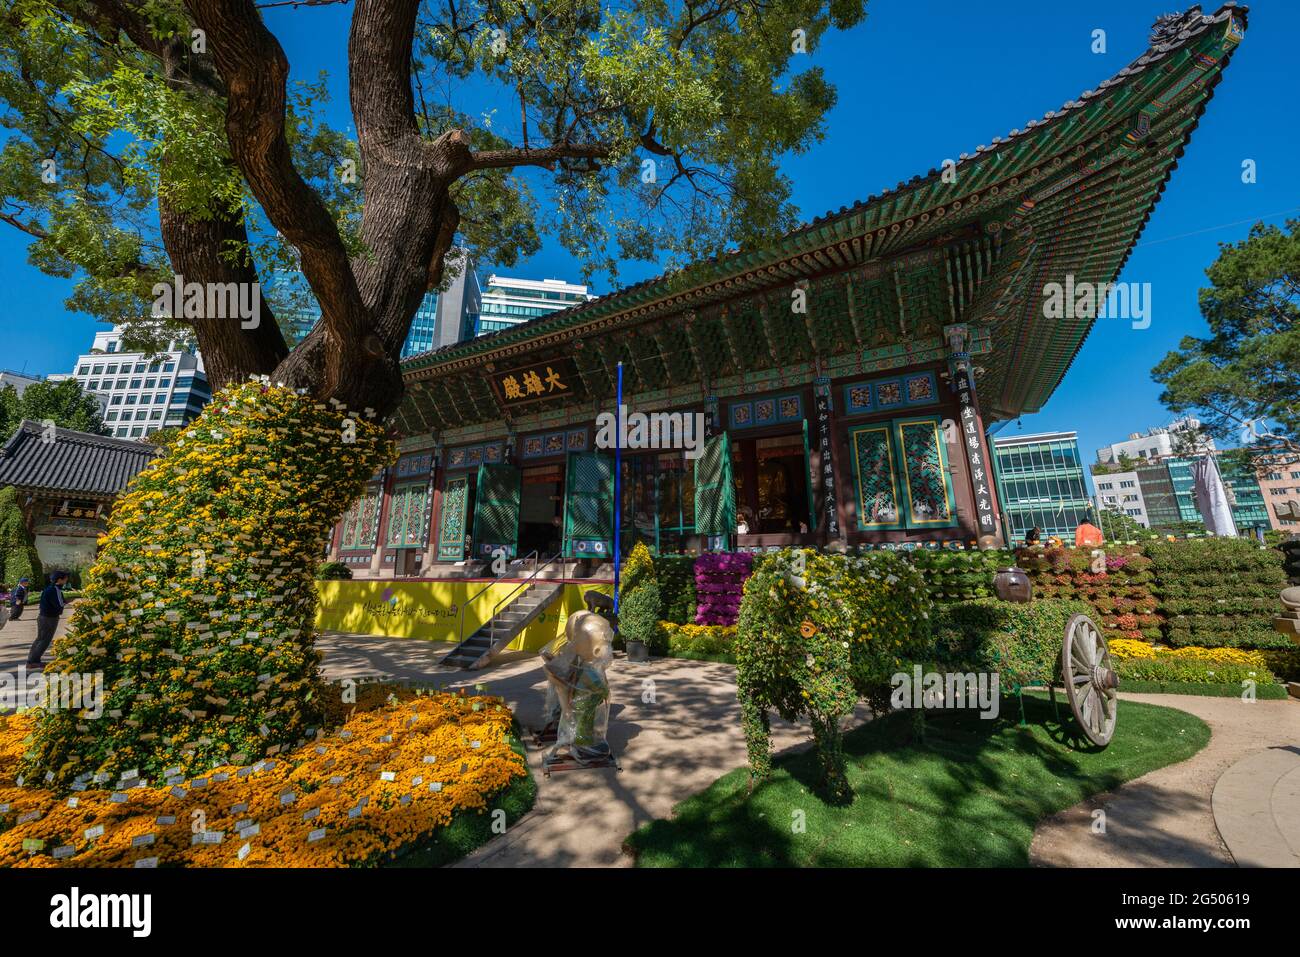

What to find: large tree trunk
left=24, top=382, right=394, bottom=787
left=24, top=0, right=464, bottom=787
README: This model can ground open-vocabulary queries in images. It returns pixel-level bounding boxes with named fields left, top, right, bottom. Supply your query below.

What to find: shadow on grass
left=624, top=693, right=1210, bottom=868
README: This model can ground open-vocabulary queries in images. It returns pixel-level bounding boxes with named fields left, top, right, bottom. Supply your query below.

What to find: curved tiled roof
left=0, top=420, right=158, bottom=497
left=401, top=2, right=1248, bottom=380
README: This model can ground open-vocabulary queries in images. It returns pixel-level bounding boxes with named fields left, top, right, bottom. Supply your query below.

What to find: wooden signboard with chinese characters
left=491, top=357, right=578, bottom=409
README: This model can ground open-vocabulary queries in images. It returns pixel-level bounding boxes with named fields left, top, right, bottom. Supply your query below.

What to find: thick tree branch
left=467, top=141, right=612, bottom=172
left=348, top=0, right=422, bottom=155
left=82, top=0, right=226, bottom=96
left=185, top=0, right=369, bottom=368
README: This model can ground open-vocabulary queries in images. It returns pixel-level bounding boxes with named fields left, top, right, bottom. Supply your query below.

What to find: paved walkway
left=6, top=615, right=1299, bottom=868
left=317, top=633, right=871, bottom=868
left=1031, top=692, right=1300, bottom=867
left=1, top=616, right=866, bottom=866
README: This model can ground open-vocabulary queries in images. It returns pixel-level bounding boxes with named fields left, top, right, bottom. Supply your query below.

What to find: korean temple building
left=329, top=5, right=1247, bottom=580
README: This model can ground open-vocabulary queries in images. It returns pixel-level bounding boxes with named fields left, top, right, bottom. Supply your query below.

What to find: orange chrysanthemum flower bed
left=0, top=685, right=529, bottom=868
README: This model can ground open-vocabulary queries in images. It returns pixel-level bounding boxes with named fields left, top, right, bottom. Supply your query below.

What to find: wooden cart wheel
left=1061, top=613, right=1119, bottom=747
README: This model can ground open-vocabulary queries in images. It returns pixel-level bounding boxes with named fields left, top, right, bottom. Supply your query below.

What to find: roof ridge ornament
left=1150, top=5, right=1204, bottom=45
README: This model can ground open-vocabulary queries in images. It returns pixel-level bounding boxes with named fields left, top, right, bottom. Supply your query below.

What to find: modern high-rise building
left=471, top=275, right=591, bottom=337
left=1110, top=455, right=1269, bottom=534
left=59, top=325, right=210, bottom=439
left=1093, top=469, right=1148, bottom=525
left=991, top=431, right=1093, bottom=542
left=1256, top=453, right=1300, bottom=531
left=1095, top=416, right=1216, bottom=466
left=0, top=369, right=42, bottom=396
left=1134, top=461, right=1181, bottom=527
left=402, top=252, right=482, bottom=357
left=1220, top=459, right=1270, bottom=533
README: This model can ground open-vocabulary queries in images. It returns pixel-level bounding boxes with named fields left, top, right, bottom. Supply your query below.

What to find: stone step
left=1212, top=747, right=1300, bottom=867
left=1276, top=764, right=1300, bottom=860
left=440, top=578, right=566, bottom=668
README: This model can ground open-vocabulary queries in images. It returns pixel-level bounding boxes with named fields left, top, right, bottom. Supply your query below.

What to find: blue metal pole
left=613, top=361, right=624, bottom=615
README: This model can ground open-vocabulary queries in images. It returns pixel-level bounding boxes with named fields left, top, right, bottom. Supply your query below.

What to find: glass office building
left=1140, top=456, right=1268, bottom=533
left=472, top=276, right=591, bottom=337
left=1135, top=462, right=1181, bottom=527
left=1221, top=460, right=1270, bottom=532
left=992, top=431, right=1094, bottom=542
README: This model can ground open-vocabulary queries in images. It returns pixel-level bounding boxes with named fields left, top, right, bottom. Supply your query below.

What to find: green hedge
left=316, top=561, right=353, bottom=580
left=1160, top=596, right=1277, bottom=616
left=1153, top=577, right=1286, bottom=597
left=1164, top=620, right=1296, bottom=650
left=653, top=555, right=697, bottom=624
left=1118, top=679, right=1288, bottom=699
left=1261, top=648, right=1300, bottom=682
left=1144, top=538, right=1287, bottom=651
left=929, top=598, right=1094, bottom=689
left=0, top=485, right=42, bottom=589
left=904, top=548, right=1010, bottom=603
left=659, top=622, right=736, bottom=662
left=1145, top=537, right=1288, bottom=575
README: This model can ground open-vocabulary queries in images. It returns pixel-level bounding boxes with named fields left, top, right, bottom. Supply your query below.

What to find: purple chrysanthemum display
left=694, top=552, right=754, bottom=626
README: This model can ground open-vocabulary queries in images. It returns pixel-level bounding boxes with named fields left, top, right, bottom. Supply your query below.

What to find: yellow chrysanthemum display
left=1107, top=638, right=1268, bottom=668
left=0, top=686, right=529, bottom=867
left=21, top=379, right=395, bottom=788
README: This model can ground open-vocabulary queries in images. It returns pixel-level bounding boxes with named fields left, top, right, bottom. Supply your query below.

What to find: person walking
left=8, top=576, right=30, bottom=621
left=26, top=571, right=68, bottom=669
left=9, top=576, right=30, bottom=620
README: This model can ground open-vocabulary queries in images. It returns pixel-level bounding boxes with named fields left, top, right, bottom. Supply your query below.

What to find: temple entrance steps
left=440, top=581, right=564, bottom=670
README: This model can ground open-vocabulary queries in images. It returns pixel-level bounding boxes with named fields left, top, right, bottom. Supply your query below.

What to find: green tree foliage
left=0, top=379, right=108, bottom=439
left=1097, top=507, right=1147, bottom=542
left=1153, top=218, right=1300, bottom=457
left=0, top=485, right=43, bottom=588
left=1, top=0, right=870, bottom=362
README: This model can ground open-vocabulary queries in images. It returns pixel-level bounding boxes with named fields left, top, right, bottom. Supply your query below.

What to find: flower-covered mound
left=23, top=379, right=395, bottom=788
left=0, top=685, right=531, bottom=868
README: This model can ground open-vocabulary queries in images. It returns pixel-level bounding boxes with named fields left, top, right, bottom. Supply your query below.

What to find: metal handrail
left=458, top=549, right=537, bottom=644
left=487, top=551, right=563, bottom=637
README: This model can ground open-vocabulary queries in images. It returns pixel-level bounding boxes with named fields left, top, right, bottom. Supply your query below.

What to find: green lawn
left=625, top=694, right=1209, bottom=867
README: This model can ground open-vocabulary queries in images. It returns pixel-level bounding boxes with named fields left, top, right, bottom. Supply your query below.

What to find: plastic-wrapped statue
left=542, top=610, right=613, bottom=767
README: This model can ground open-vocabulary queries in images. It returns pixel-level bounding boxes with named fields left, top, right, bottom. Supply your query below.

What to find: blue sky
left=2, top=0, right=1295, bottom=491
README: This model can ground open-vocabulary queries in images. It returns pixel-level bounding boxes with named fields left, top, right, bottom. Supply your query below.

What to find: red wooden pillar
left=945, top=324, right=1004, bottom=547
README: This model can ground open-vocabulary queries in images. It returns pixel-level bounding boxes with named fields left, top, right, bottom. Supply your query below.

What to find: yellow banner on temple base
left=314, top=580, right=612, bottom=654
